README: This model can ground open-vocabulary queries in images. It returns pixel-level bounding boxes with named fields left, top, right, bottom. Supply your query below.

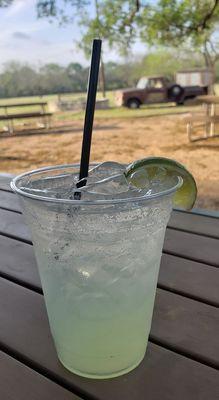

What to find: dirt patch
left=0, top=115, right=218, bottom=210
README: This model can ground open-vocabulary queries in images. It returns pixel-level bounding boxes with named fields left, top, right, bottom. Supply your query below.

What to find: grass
left=55, top=103, right=200, bottom=122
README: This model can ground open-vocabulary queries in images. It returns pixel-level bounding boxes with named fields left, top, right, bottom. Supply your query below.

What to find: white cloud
left=5, top=0, right=34, bottom=17
left=0, top=39, right=87, bottom=69
left=0, top=19, right=49, bottom=45
left=0, top=0, right=137, bottom=68
left=12, top=31, right=31, bottom=40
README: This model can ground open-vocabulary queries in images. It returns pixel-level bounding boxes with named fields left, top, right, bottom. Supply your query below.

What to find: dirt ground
left=0, top=114, right=218, bottom=210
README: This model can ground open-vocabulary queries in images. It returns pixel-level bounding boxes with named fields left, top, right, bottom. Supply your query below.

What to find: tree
left=37, top=0, right=107, bottom=97
left=2, top=1, right=219, bottom=91
left=79, top=0, right=107, bottom=97
left=36, top=0, right=88, bottom=20
left=0, top=62, right=90, bottom=97
left=104, top=61, right=136, bottom=89
left=82, top=1, right=219, bottom=90
left=0, top=62, right=39, bottom=97
left=35, top=1, right=219, bottom=76
left=138, top=1, right=219, bottom=72
left=66, top=62, right=88, bottom=92
left=36, top=1, right=141, bottom=50
left=134, top=50, right=203, bottom=79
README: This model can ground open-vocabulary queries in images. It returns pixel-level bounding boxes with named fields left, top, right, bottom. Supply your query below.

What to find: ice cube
left=77, top=173, right=148, bottom=201
left=72, top=162, right=126, bottom=196
left=129, top=165, right=167, bottom=188
left=81, top=174, right=129, bottom=195
left=87, top=161, right=125, bottom=183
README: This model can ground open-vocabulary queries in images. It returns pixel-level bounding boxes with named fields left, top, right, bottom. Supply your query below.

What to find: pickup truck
left=115, top=73, right=209, bottom=109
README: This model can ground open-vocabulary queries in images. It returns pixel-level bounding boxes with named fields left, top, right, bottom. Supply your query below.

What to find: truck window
left=148, top=79, right=163, bottom=89
left=137, top=77, right=149, bottom=89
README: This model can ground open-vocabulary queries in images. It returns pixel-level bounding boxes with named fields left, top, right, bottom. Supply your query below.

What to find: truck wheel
left=127, top=98, right=141, bottom=109
left=168, top=85, right=184, bottom=102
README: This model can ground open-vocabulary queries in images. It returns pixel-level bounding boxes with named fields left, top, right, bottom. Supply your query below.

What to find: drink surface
left=18, top=162, right=174, bottom=378
left=19, top=161, right=179, bottom=202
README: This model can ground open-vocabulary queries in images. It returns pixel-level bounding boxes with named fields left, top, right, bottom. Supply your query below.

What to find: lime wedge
left=125, top=157, right=197, bottom=210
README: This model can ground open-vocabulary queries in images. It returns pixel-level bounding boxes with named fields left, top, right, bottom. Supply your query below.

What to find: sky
left=0, top=0, right=145, bottom=69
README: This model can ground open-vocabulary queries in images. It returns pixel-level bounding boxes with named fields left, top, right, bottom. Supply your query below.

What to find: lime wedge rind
left=125, top=157, right=197, bottom=211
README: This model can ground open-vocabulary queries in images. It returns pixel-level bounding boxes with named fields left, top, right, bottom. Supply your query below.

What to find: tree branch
left=145, top=0, right=219, bottom=36
left=204, top=40, right=213, bottom=67
left=120, top=0, right=141, bottom=30
left=207, top=38, right=217, bottom=55
left=126, top=0, right=141, bottom=26
left=199, top=0, right=219, bottom=30
left=174, top=0, right=219, bottom=33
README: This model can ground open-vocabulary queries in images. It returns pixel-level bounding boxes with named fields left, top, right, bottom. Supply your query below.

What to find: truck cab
left=115, top=70, right=212, bottom=109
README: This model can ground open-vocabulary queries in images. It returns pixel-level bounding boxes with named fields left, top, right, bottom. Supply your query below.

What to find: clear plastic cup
left=11, top=164, right=181, bottom=379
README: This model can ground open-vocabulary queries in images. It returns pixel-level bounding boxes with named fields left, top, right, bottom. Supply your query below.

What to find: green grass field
left=56, top=103, right=200, bottom=122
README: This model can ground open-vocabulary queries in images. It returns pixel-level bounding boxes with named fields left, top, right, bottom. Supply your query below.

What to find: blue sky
left=0, top=0, right=145, bottom=69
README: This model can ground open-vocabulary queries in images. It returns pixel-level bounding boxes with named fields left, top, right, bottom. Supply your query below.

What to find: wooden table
left=0, top=102, right=52, bottom=134
left=0, top=175, right=218, bottom=400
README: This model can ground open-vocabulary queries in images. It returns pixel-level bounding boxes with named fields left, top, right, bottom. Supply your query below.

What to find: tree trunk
left=203, top=43, right=215, bottom=94
left=210, top=63, right=216, bottom=94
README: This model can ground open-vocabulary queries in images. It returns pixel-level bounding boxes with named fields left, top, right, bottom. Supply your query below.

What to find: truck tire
left=168, top=84, right=184, bottom=102
left=127, top=98, right=141, bottom=109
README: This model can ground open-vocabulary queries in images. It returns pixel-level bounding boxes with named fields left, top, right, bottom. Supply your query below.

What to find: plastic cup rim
left=11, top=163, right=183, bottom=206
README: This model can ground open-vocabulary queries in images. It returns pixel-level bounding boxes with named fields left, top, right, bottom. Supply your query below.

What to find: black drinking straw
left=77, top=39, right=102, bottom=188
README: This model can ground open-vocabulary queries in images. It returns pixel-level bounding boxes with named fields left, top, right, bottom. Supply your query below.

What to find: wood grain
left=151, top=288, right=219, bottom=368
left=0, top=190, right=22, bottom=213
left=0, top=350, right=81, bottom=400
left=159, top=254, right=219, bottom=306
left=0, top=235, right=40, bottom=291
left=0, top=175, right=14, bottom=192
left=168, top=210, right=219, bottom=239
left=164, top=229, right=219, bottom=267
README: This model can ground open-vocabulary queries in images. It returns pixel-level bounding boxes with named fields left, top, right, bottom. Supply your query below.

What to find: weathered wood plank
left=0, top=112, right=52, bottom=120
left=0, top=175, right=14, bottom=192
left=0, top=208, right=218, bottom=266
left=0, top=102, right=47, bottom=108
left=164, top=229, right=219, bottom=267
left=0, top=209, right=31, bottom=244
left=0, top=235, right=40, bottom=291
left=151, top=288, right=219, bottom=367
left=159, top=254, right=219, bottom=306
left=168, top=210, right=219, bottom=239
left=0, top=350, right=81, bottom=400
left=0, top=190, right=22, bottom=213
left=0, top=278, right=218, bottom=400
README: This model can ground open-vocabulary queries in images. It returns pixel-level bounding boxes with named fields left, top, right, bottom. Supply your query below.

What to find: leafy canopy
left=1, top=1, right=219, bottom=65
left=2, top=1, right=218, bottom=48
